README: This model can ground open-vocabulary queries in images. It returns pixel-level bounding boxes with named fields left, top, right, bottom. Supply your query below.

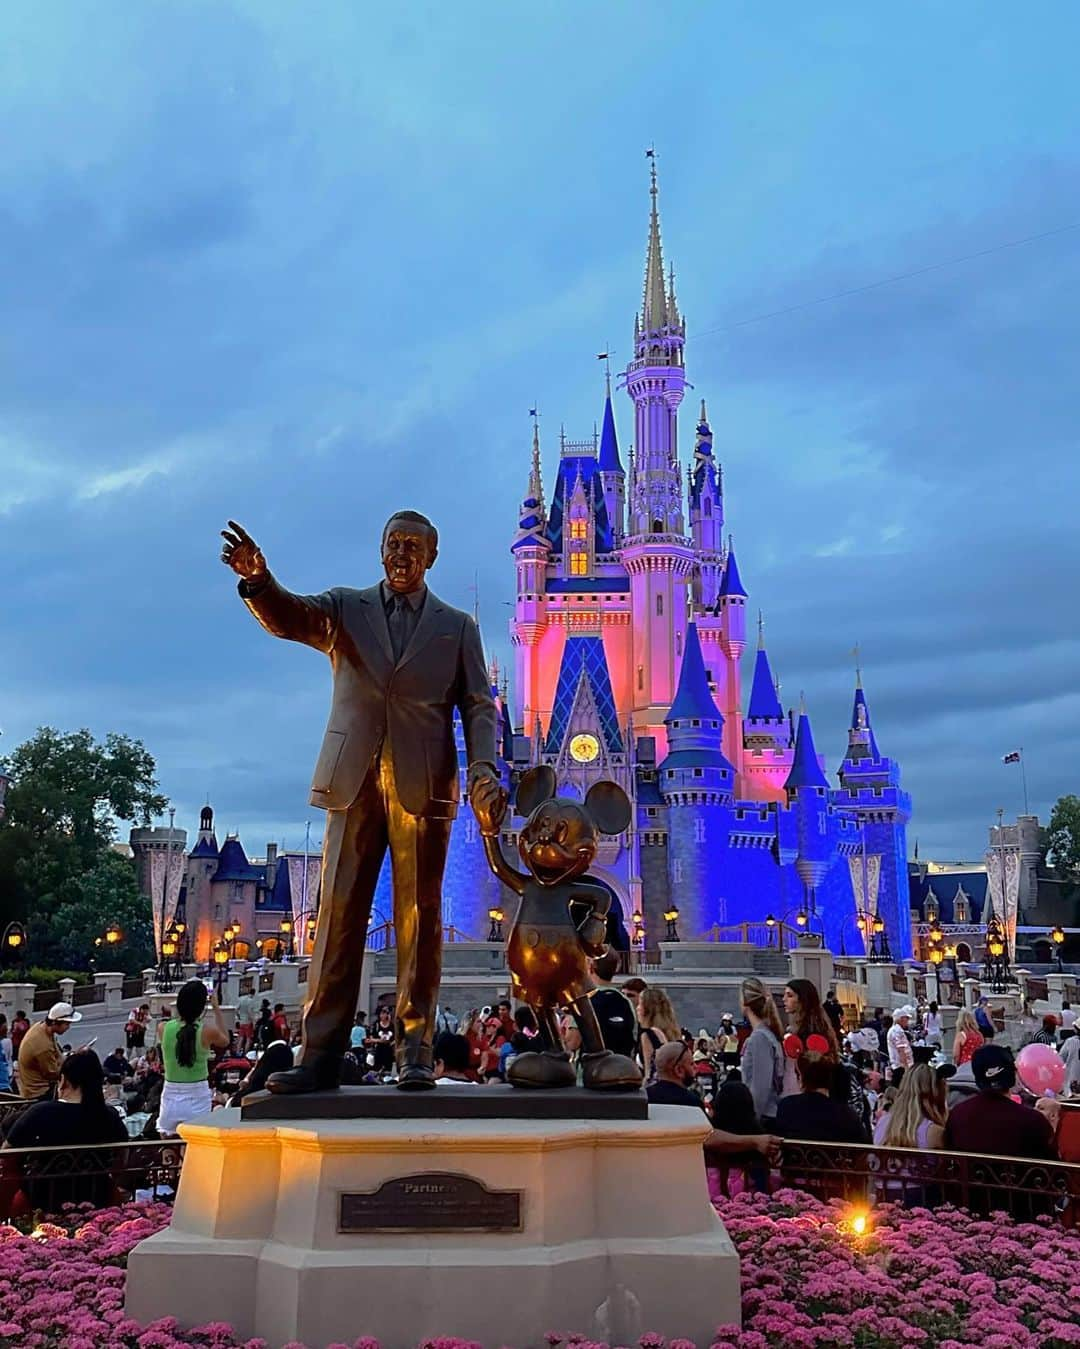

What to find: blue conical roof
left=719, top=542, right=747, bottom=598
left=666, top=623, right=719, bottom=723
left=784, top=710, right=829, bottom=791
left=748, top=648, right=784, bottom=720
left=597, top=388, right=622, bottom=473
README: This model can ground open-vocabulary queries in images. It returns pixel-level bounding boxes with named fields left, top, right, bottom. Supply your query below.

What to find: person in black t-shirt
left=590, top=951, right=638, bottom=1058
left=776, top=1050, right=866, bottom=1144
left=3, top=1051, right=128, bottom=1212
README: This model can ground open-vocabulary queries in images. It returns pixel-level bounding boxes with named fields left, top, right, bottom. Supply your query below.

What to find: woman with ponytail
left=739, top=978, right=785, bottom=1128
left=158, top=980, right=228, bottom=1135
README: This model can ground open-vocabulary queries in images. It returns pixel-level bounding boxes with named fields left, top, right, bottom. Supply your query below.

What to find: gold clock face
left=569, top=733, right=600, bottom=764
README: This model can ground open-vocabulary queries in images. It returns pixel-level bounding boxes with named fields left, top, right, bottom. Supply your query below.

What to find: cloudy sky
left=3, top=2, right=1077, bottom=862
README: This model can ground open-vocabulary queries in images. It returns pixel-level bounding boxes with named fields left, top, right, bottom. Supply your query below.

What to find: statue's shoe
left=581, top=1050, right=643, bottom=1092
left=507, top=1050, right=577, bottom=1090
left=266, top=1062, right=340, bottom=1094
left=397, top=1063, right=436, bottom=1091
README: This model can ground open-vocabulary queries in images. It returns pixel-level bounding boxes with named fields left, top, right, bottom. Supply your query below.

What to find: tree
left=1045, top=794, right=1080, bottom=882
left=49, top=850, right=155, bottom=975
left=0, top=727, right=167, bottom=968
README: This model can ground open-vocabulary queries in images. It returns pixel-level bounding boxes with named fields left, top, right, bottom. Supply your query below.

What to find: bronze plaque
left=339, top=1171, right=523, bottom=1234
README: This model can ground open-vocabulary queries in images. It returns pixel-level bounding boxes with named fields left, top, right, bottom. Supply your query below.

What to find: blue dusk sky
left=3, top=2, right=1078, bottom=862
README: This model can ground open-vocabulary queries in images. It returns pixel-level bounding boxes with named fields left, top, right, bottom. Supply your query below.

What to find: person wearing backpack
left=739, top=977, right=784, bottom=1129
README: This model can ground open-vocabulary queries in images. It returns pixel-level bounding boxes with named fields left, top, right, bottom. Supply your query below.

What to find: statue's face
left=382, top=519, right=437, bottom=593
left=518, top=799, right=598, bottom=887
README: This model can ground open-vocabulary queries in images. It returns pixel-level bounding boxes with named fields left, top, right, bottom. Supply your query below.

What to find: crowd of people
left=0, top=967, right=1076, bottom=1217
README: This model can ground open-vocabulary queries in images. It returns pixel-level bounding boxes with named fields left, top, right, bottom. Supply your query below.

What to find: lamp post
left=664, top=906, right=680, bottom=942
left=2, top=920, right=27, bottom=974
left=306, top=914, right=317, bottom=952
left=487, top=906, right=504, bottom=942
left=279, top=917, right=294, bottom=961
left=212, top=940, right=230, bottom=997
left=157, top=928, right=178, bottom=994
left=1050, top=924, right=1065, bottom=973
left=764, top=907, right=808, bottom=952
left=983, top=914, right=1011, bottom=994
left=631, top=909, right=645, bottom=950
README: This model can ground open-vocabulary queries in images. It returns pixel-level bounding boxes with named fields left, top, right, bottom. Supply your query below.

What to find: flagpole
left=1020, top=747, right=1029, bottom=816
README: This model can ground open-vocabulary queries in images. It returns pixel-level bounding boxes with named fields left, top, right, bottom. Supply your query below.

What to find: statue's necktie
left=388, top=595, right=409, bottom=663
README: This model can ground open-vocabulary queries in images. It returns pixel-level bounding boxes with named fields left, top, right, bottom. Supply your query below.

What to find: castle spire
left=784, top=699, right=829, bottom=791
left=718, top=536, right=747, bottom=598
left=529, top=420, right=545, bottom=515
left=642, top=156, right=669, bottom=336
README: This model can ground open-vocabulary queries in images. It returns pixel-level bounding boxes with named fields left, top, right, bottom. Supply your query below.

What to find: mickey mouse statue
left=471, top=765, right=643, bottom=1092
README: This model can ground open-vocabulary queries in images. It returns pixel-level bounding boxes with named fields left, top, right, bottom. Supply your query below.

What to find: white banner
left=285, top=852, right=322, bottom=929
left=847, top=852, right=881, bottom=911
left=983, top=844, right=1021, bottom=959
left=149, top=848, right=186, bottom=957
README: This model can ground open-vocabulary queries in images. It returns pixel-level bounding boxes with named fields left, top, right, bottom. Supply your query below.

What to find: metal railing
left=1026, top=977, right=1049, bottom=1002
left=366, top=922, right=476, bottom=952
left=32, top=988, right=61, bottom=1013
left=0, top=1137, right=187, bottom=1219
left=297, top=964, right=309, bottom=985
left=833, top=961, right=858, bottom=982
left=72, top=983, right=105, bottom=1008
left=891, top=971, right=909, bottom=994
left=775, top=1139, right=1079, bottom=1226
left=122, top=976, right=144, bottom=1001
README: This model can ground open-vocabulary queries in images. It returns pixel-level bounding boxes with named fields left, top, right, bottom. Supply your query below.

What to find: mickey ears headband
left=783, top=1032, right=831, bottom=1060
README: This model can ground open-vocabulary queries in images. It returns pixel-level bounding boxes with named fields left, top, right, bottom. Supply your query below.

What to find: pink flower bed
left=1, top=1191, right=1078, bottom=1348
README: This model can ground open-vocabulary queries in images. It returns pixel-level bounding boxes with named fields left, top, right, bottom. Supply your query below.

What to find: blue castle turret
left=659, top=623, right=736, bottom=937
left=836, top=671, right=912, bottom=958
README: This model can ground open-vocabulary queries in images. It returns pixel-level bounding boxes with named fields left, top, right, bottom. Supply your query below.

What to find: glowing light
left=851, top=1212, right=868, bottom=1237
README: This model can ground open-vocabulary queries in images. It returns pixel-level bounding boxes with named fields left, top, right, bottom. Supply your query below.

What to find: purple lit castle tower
left=399, top=165, right=912, bottom=959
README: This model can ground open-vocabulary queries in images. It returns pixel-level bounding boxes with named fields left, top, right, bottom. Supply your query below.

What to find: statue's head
left=382, top=511, right=438, bottom=593
left=514, top=765, right=631, bottom=888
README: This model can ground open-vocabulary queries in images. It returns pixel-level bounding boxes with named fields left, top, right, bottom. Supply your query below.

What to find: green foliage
left=0, top=726, right=167, bottom=973
left=0, top=968, right=94, bottom=988
left=1045, top=794, right=1080, bottom=882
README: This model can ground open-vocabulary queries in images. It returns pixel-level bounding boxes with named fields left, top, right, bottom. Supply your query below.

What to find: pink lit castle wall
left=407, top=166, right=911, bottom=960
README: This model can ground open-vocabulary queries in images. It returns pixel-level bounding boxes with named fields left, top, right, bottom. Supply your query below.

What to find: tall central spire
left=642, top=159, right=668, bottom=335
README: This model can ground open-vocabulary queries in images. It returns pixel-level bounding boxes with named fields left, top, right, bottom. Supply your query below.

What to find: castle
left=146, top=166, right=914, bottom=966
left=430, top=164, right=913, bottom=959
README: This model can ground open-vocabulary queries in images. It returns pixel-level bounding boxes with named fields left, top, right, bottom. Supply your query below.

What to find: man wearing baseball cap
left=944, top=1044, right=1056, bottom=1161
left=17, top=1002, right=82, bottom=1102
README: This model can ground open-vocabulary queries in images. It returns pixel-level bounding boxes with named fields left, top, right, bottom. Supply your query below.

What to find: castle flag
left=1002, top=750, right=1021, bottom=764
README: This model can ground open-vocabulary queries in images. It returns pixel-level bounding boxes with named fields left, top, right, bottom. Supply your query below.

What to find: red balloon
left=783, top=1033, right=803, bottom=1060
left=1016, top=1042, right=1066, bottom=1097
left=806, top=1033, right=831, bottom=1055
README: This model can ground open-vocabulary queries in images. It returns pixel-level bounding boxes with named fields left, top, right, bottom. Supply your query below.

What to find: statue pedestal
left=126, top=1105, right=740, bottom=1349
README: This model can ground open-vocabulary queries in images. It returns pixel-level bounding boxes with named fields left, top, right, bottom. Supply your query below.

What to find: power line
left=692, top=218, right=1080, bottom=340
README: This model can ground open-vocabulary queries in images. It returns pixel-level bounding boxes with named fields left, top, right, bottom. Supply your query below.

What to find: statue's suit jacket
left=239, top=575, right=497, bottom=816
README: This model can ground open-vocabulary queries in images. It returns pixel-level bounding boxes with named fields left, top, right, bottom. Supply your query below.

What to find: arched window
left=704, top=499, right=712, bottom=517
left=652, top=518, right=664, bottom=533
left=656, top=594, right=664, bottom=617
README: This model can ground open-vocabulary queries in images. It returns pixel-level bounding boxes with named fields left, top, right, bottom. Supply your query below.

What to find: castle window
left=569, top=519, right=587, bottom=540
left=704, top=499, right=712, bottom=517
left=693, top=768, right=703, bottom=778
left=656, top=595, right=664, bottom=617
left=652, top=519, right=663, bottom=533
left=691, top=718, right=700, bottom=727
left=569, top=553, right=587, bottom=576
left=637, top=666, right=644, bottom=690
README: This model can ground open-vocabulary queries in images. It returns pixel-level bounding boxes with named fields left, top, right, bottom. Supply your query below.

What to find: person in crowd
left=638, top=986, right=680, bottom=1082
left=974, top=997, right=995, bottom=1039
left=740, top=977, right=785, bottom=1129
left=1061, top=1000, right=1076, bottom=1032
left=499, top=1007, right=539, bottom=1079
left=475, top=1012, right=508, bottom=1081
left=874, top=1061, right=948, bottom=1149
left=125, top=1045, right=164, bottom=1116
left=2, top=1051, right=128, bottom=1210
left=1059, top=1029, right=1080, bottom=1095
left=590, top=950, right=638, bottom=1058
left=367, top=1004, right=397, bottom=1078
left=271, top=1003, right=290, bottom=1041
left=887, top=1007, right=915, bottom=1081
left=10, top=1010, right=30, bottom=1061
left=435, top=1005, right=459, bottom=1036
left=157, top=981, right=229, bottom=1135
left=646, top=1041, right=780, bottom=1160
left=864, top=1006, right=885, bottom=1056
left=621, top=977, right=648, bottom=1015
left=349, top=1012, right=368, bottom=1052
left=235, top=990, right=257, bottom=1053
left=952, top=1009, right=985, bottom=1067
left=717, top=1015, right=741, bottom=1071
left=227, top=1041, right=294, bottom=1106
left=944, top=1045, right=1056, bottom=1160
left=923, top=1001, right=943, bottom=1048
left=125, top=1004, right=150, bottom=1051
left=211, top=1038, right=253, bottom=1097
left=18, top=1001, right=82, bottom=1102
left=776, top=1050, right=866, bottom=1144
left=433, top=1033, right=476, bottom=1085
left=823, top=989, right=845, bottom=1037
left=495, top=999, right=515, bottom=1042
left=781, top=980, right=840, bottom=1094
left=254, top=1000, right=275, bottom=1051
left=102, top=1047, right=129, bottom=1079
left=0, top=1016, right=12, bottom=1094
left=1031, top=1013, right=1060, bottom=1046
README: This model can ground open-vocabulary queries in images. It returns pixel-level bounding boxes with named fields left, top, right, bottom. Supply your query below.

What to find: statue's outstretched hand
left=221, top=520, right=268, bottom=583
left=470, top=775, right=508, bottom=837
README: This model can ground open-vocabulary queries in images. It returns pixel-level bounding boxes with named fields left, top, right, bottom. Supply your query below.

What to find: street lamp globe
left=104, top=922, right=123, bottom=946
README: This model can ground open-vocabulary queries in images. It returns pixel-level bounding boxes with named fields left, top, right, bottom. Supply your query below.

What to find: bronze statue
left=221, top=514, right=498, bottom=1092
left=471, top=765, right=642, bottom=1090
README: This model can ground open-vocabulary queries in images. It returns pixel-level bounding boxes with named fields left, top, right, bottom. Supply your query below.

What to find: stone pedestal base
left=126, top=1107, right=739, bottom=1349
